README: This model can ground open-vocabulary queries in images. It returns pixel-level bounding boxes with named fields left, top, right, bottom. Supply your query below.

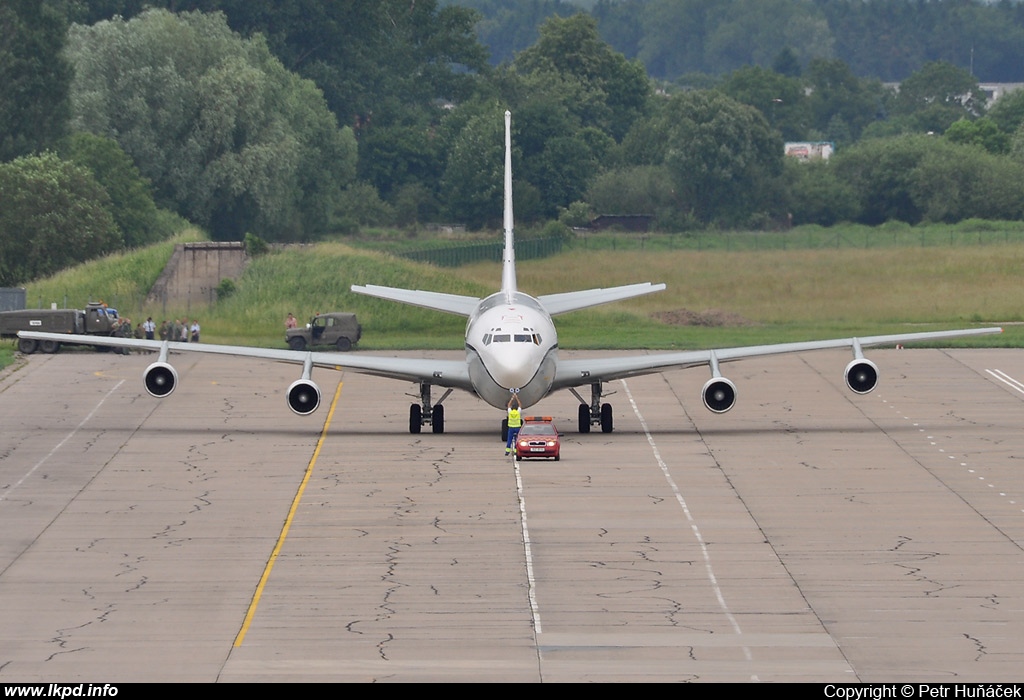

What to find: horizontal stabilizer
left=351, top=284, right=480, bottom=317
left=538, top=282, right=666, bottom=316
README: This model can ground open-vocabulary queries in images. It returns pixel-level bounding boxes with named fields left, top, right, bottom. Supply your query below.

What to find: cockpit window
left=483, top=330, right=542, bottom=345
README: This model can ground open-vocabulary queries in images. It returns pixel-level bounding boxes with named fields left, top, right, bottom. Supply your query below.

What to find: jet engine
left=702, top=376, right=737, bottom=413
left=287, top=378, right=321, bottom=415
left=143, top=361, right=177, bottom=398
left=845, top=358, right=879, bottom=394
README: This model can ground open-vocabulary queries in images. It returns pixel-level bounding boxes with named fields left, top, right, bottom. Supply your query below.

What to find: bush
left=244, top=232, right=269, bottom=257
left=216, top=278, right=237, bottom=300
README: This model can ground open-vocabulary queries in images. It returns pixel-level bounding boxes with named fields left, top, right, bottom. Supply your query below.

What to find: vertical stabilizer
left=501, top=110, right=517, bottom=297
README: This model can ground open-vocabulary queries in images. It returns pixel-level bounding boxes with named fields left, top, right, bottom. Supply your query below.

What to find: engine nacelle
left=287, top=378, right=321, bottom=415
left=845, top=358, right=879, bottom=394
left=143, top=361, right=178, bottom=398
left=702, top=376, right=737, bottom=414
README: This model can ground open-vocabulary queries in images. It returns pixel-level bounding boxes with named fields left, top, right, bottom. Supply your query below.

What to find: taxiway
left=1, top=348, right=1022, bottom=682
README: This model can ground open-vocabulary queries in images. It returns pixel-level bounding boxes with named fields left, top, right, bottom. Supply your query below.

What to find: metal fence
left=397, top=236, right=565, bottom=267
left=572, top=227, right=1024, bottom=252
left=0, top=288, right=26, bottom=312
left=394, top=226, right=1024, bottom=267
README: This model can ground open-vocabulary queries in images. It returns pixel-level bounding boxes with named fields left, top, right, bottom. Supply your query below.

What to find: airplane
left=20, top=111, right=1002, bottom=436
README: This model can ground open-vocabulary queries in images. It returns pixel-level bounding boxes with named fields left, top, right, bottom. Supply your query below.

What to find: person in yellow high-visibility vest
left=505, top=393, right=522, bottom=455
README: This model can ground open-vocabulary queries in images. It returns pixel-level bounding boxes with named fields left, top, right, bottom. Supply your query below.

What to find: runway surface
left=1, top=347, right=1023, bottom=682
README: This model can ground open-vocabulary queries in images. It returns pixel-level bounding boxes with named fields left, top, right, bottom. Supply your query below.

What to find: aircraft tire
left=578, top=404, right=590, bottom=433
left=432, top=404, right=444, bottom=433
left=601, top=403, right=613, bottom=433
left=409, top=404, right=422, bottom=434
left=501, top=418, right=508, bottom=442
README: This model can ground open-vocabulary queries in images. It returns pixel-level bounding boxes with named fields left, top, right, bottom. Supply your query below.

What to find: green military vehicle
left=0, top=302, right=123, bottom=354
left=286, top=312, right=361, bottom=352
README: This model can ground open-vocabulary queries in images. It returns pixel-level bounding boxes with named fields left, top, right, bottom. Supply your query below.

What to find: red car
left=514, top=419, right=561, bottom=461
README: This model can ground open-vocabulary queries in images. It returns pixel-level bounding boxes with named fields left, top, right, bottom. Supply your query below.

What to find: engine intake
left=702, top=376, right=737, bottom=413
left=845, top=358, right=879, bottom=394
left=143, top=361, right=177, bottom=398
left=287, top=378, right=321, bottom=415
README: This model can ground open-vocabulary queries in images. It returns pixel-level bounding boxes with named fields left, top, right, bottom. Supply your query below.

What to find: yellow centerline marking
left=233, top=377, right=344, bottom=647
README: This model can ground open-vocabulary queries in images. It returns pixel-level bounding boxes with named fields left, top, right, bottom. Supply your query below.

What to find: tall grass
left=24, top=229, right=204, bottom=315
left=164, top=243, right=489, bottom=347
left=496, top=246, right=1024, bottom=324
left=5, top=231, right=1019, bottom=355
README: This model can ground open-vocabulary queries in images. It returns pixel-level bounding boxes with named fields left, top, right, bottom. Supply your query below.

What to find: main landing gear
left=409, top=382, right=452, bottom=434
left=570, top=382, right=614, bottom=434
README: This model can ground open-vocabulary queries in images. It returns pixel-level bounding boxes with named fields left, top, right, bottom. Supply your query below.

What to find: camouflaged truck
left=285, top=312, right=361, bottom=351
left=0, top=302, right=123, bottom=354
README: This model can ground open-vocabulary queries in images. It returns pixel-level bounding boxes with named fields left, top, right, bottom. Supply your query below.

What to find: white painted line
left=513, top=454, right=542, bottom=634
left=621, top=379, right=751, bottom=663
left=0, top=380, right=125, bottom=503
left=986, top=369, right=1024, bottom=395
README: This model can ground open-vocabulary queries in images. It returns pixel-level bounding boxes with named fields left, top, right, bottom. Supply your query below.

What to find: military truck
left=0, top=302, right=123, bottom=354
left=286, top=312, right=361, bottom=352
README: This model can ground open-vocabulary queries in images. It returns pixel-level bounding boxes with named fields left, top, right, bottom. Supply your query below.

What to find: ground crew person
left=505, top=392, right=522, bottom=455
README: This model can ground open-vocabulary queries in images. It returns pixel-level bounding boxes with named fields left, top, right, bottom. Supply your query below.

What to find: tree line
left=467, top=0, right=1024, bottom=84
left=5, top=1, right=1024, bottom=286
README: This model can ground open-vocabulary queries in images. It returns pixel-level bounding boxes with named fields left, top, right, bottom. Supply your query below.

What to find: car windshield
left=520, top=424, right=555, bottom=436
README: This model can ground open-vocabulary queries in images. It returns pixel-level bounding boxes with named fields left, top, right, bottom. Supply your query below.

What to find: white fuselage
left=465, top=291, right=558, bottom=409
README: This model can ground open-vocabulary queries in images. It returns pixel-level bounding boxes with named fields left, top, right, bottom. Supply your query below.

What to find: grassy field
left=2, top=229, right=1019, bottom=374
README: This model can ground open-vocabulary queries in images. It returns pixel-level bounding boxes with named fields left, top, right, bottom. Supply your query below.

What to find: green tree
left=441, top=107, right=505, bottom=229
left=58, top=132, right=167, bottom=247
left=805, top=58, right=883, bottom=143
left=356, top=123, right=444, bottom=202
left=65, top=9, right=357, bottom=241
left=910, top=141, right=1024, bottom=223
left=984, top=89, right=1024, bottom=135
left=0, top=152, right=122, bottom=285
left=585, top=164, right=689, bottom=229
left=832, top=134, right=1024, bottom=225
left=891, top=61, right=987, bottom=132
left=503, top=91, right=606, bottom=217
left=212, top=0, right=488, bottom=126
left=514, top=13, right=650, bottom=140
left=943, top=118, right=1009, bottom=155
left=783, top=159, right=859, bottom=226
left=0, top=0, right=73, bottom=161
left=719, top=65, right=809, bottom=140
left=832, top=136, right=932, bottom=224
left=702, top=0, right=834, bottom=75
left=660, top=90, right=784, bottom=225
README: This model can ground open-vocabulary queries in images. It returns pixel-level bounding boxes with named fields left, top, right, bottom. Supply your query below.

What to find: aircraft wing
left=17, top=332, right=474, bottom=390
left=351, top=284, right=480, bottom=317
left=538, top=282, right=666, bottom=316
left=551, top=326, right=1003, bottom=390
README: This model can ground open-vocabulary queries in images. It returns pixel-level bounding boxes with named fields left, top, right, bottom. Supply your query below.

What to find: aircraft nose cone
left=487, top=345, right=540, bottom=389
